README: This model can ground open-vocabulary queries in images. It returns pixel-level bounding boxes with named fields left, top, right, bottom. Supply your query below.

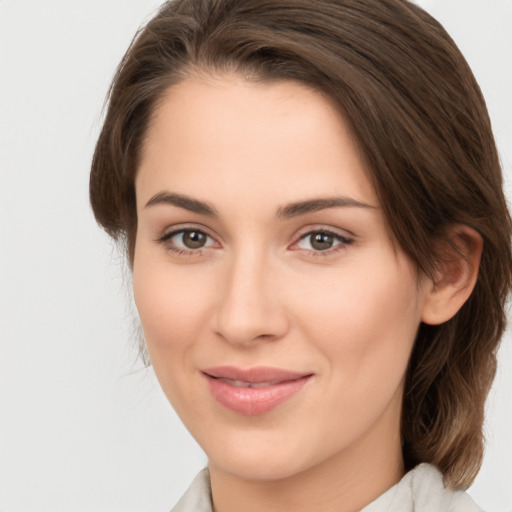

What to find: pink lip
left=202, top=366, right=313, bottom=416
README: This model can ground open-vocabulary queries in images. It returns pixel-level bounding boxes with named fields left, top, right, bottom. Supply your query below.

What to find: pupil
left=311, top=233, right=333, bottom=251
left=183, top=231, right=206, bottom=249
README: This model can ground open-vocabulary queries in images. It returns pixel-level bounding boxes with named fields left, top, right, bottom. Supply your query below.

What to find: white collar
left=171, top=463, right=483, bottom=512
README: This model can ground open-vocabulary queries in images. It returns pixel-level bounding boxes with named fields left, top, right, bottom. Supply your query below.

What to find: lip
left=202, top=366, right=313, bottom=416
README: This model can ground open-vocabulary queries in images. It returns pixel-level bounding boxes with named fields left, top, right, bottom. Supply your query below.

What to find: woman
left=89, top=0, right=512, bottom=510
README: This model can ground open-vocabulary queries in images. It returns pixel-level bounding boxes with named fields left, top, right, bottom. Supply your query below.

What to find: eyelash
left=156, top=227, right=354, bottom=258
left=156, top=227, right=215, bottom=257
left=294, top=230, right=354, bottom=257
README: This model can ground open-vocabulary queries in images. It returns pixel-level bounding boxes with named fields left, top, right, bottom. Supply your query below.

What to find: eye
left=174, top=230, right=209, bottom=249
left=158, top=228, right=217, bottom=254
left=294, top=230, right=353, bottom=253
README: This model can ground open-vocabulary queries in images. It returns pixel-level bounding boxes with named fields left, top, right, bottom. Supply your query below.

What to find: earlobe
left=421, top=226, right=483, bottom=326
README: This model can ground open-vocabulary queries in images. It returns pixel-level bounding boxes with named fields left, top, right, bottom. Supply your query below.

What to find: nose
left=213, top=249, right=289, bottom=347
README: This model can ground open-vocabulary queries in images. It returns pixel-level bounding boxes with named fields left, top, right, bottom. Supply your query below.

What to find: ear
left=421, top=225, right=483, bottom=326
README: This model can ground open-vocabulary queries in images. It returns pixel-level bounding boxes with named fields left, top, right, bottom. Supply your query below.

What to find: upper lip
left=202, top=366, right=312, bottom=383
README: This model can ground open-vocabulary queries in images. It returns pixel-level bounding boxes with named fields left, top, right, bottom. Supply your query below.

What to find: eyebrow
left=275, top=196, right=376, bottom=219
left=144, top=191, right=375, bottom=219
left=144, top=192, right=218, bottom=216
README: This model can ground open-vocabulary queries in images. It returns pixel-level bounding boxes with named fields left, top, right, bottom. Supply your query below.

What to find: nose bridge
left=214, top=243, right=287, bottom=345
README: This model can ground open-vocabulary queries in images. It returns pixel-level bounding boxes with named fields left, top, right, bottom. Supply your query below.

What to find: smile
left=214, top=378, right=286, bottom=388
left=202, top=366, right=313, bottom=416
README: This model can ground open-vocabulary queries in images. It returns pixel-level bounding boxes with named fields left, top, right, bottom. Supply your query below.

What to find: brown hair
left=90, top=0, right=512, bottom=488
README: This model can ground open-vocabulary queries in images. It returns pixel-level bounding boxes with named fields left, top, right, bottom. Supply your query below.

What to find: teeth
left=217, top=378, right=250, bottom=388
left=217, top=378, right=279, bottom=388
left=250, top=381, right=279, bottom=388
left=227, top=379, right=251, bottom=388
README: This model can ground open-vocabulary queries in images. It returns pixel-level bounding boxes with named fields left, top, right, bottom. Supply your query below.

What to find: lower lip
left=203, top=374, right=312, bottom=415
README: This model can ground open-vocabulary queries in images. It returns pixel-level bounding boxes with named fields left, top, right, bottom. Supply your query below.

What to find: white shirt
left=171, top=463, right=483, bottom=512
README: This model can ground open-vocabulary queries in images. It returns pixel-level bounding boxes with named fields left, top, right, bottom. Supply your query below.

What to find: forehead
left=136, top=73, right=377, bottom=211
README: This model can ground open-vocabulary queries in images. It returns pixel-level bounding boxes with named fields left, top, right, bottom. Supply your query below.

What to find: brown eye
left=295, top=230, right=353, bottom=254
left=309, top=232, right=336, bottom=251
left=181, top=230, right=207, bottom=249
left=159, top=228, right=216, bottom=253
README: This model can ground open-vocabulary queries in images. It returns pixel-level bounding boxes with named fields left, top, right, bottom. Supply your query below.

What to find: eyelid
left=156, top=223, right=222, bottom=255
left=157, top=223, right=219, bottom=241
left=291, top=224, right=355, bottom=243
left=289, top=226, right=355, bottom=255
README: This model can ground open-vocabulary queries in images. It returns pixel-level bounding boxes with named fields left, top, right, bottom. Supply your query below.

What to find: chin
left=211, top=454, right=306, bottom=482
left=203, top=431, right=323, bottom=483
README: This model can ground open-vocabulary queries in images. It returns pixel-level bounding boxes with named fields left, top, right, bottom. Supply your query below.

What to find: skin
left=132, top=73, right=479, bottom=512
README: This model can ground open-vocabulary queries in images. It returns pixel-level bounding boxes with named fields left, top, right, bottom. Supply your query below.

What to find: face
left=133, top=73, right=431, bottom=482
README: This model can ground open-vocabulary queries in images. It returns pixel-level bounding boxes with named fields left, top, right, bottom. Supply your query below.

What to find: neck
left=209, top=411, right=404, bottom=512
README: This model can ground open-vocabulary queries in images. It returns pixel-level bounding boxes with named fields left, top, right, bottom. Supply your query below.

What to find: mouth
left=201, top=366, right=313, bottom=416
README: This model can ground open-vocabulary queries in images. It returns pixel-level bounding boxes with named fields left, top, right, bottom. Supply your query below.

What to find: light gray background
left=0, top=1, right=511, bottom=511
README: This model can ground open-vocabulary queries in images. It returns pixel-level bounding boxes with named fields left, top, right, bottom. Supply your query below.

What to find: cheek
left=132, top=256, right=218, bottom=417
left=132, top=250, right=215, bottom=367
left=290, top=259, right=423, bottom=452
left=293, top=255, right=422, bottom=387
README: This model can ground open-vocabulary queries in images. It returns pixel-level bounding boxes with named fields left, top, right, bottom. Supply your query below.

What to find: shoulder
left=170, top=468, right=212, bottom=512
left=362, top=463, right=484, bottom=512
